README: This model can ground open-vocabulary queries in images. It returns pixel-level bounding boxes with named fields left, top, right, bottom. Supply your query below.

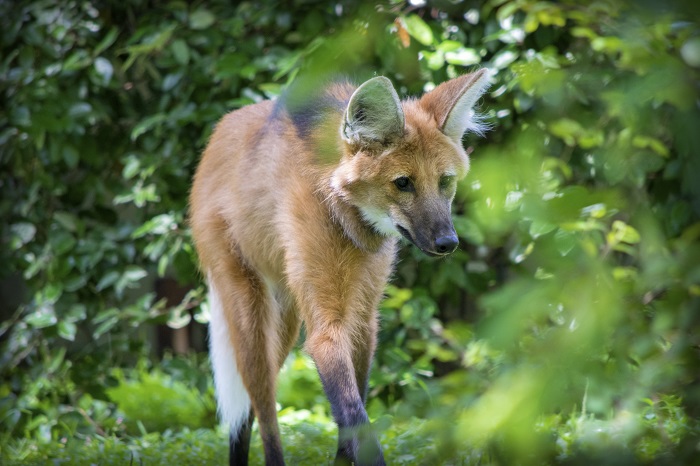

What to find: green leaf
left=94, top=27, right=119, bottom=56
left=529, top=220, right=556, bottom=238
left=131, top=114, right=166, bottom=141
left=436, top=40, right=463, bottom=52
left=591, top=36, right=624, bottom=54
left=445, top=48, right=481, bottom=66
left=53, top=212, right=79, bottom=232
left=122, top=26, right=175, bottom=70
left=158, top=255, right=169, bottom=277
left=24, top=255, right=45, bottom=280
left=48, top=348, right=66, bottom=374
left=581, top=203, right=607, bottom=219
left=26, top=304, right=57, bottom=329
left=561, top=219, right=607, bottom=232
left=50, top=231, right=76, bottom=255
left=632, top=135, right=669, bottom=157
left=492, top=49, right=518, bottom=69
left=549, top=118, right=582, bottom=146
left=548, top=118, right=603, bottom=148
left=123, top=266, right=148, bottom=283
left=115, top=266, right=148, bottom=297
left=63, top=145, right=79, bottom=168
left=171, top=39, right=190, bottom=65
left=167, top=307, right=192, bottom=329
left=162, top=73, right=182, bottom=92
left=189, top=9, right=216, bottom=30
left=681, top=36, right=700, bottom=67
left=554, top=229, right=577, bottom=256
left=613, top=266, right=638, bottom=281
left=381, top=286, right=413, bottom=310
left=64, top=274, right=88, bottom=292
left=423, top=51, right=445, bottom=70
left=258, top=82, right=282, bottom=97
left=63, top=50, right=92, bottom=71
left=497, top=2, right=520, bottom=21
left=402, top=15, right=434, bottom=46
left=11, top=106, right=31, bottom=126
left=132, top=183, right=160, bottom=207
left=608, top=220, right=641, bottom=245
left=571, top=27, right=597, bottom=40
left=66, top=304, right=87, bottom=322
left=524, top=12, right=539, bottom=33
left=132, top=214, right=175, bottom=238
left=10, top=222, right=36, bottom=249
left=93, top=57, right=113, bottom=84
left=58, top=321, right=77, bottom=341
left=93, top=314, right=120, bottom=339
left=43, top=283, right=63, bottom=303
left=68, top=102, right=93, bottom=118
left=509, top=242, right=534, bottom=263
left=96, top=271, right=120, bottom=291
left=122, top=156, right=141, bottom=180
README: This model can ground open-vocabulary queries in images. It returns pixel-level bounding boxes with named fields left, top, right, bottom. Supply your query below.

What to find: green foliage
left=2, top=428, right=229, bottom=466
left=107, top=366, right=216, bottom=434
left=0, top=397, right=692, bottom=465
left=1, top=0, right=700, bottom=464
left=277, top=352, right=327, bottom=412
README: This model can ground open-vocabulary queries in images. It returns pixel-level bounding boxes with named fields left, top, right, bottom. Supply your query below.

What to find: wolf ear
left=420, top=68, right=491, bottom=141
left=342, top=76, right=405, bottom=146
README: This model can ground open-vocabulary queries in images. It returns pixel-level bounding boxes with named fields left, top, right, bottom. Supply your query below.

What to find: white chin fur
left=360, top=206, right=401, bottom=237
left=208, top=275, right=251, bottom=435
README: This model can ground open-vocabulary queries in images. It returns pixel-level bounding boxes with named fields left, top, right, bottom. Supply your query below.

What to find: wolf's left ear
left=420, top=68, right=491, bottom=141
left=342, top=76, right=405, bottom=146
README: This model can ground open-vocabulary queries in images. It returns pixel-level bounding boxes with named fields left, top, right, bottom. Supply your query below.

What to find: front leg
left=280, top=196, right=396, bottom=465
left=306, top=322, right=385, bottom=466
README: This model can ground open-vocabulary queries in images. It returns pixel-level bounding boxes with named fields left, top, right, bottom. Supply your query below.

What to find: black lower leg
left=317, top=366, right=385, bottom=466
left=260, top=427, right=286, bottom=466
left=230, top=411, right=254, bottom=466
left=335, top=423, right=384, bottom=466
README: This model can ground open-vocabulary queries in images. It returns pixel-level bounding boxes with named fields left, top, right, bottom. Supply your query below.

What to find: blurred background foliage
left=1, top=0, right=699, bottom=464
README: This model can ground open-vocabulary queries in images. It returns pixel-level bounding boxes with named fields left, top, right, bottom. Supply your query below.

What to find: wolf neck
left=319, top=183, right=394, bottom=254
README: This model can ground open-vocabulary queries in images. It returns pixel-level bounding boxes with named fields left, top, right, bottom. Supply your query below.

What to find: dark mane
left=280, top=76, right=355, bottom=139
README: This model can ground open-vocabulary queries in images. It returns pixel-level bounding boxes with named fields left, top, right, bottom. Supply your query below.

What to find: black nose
left=434, top=233, right=459, bottom=254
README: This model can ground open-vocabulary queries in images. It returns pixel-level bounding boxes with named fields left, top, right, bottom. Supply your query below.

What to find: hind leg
left=208, top=274, right=255, bottom=465
left=209, top=253, right=291, bottom=466
left=273, top=291, right=303, bottom=370
left=229, top=410, right=254, bottom=466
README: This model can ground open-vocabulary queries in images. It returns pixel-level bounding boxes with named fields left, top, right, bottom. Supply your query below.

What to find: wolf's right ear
left=420, top=69, right=491, bottom=141
left=342, top=76, right=405, bottom=146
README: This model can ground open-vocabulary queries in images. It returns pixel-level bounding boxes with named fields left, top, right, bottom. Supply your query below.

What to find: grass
left=2, top=354, right=697, bottom=465
left=0, top=412, right=439, bottom=466
left=3, top=408, right=698, bottom=465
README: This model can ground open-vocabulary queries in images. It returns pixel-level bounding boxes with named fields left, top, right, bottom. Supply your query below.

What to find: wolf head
left=330, top=70, right=491, bottom=257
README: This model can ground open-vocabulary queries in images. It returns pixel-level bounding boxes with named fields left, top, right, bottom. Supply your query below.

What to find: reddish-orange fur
left=189, top=70, right=490, bottom=466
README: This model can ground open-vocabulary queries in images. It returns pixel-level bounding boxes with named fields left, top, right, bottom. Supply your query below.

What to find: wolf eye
left=394, top=176, right=414, bottom=192
left=439, top=175, right=455, bottom=190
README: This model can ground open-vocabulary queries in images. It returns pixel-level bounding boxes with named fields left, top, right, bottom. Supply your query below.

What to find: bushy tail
left=208, top=277, right=251, bottom=435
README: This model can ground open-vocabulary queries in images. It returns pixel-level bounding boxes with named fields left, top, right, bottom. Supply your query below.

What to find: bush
left=1, top=0, right=699, bottom=463
left=106, top=364, right=216, bottom=434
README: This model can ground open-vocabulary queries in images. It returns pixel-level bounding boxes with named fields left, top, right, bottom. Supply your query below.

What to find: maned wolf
left=189, top=69, right=491, bottom=465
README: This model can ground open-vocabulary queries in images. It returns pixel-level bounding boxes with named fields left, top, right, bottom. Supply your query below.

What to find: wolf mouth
left=396, top=224, right=412, bottom=242
left=396, top=225, right=443, bottom=257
